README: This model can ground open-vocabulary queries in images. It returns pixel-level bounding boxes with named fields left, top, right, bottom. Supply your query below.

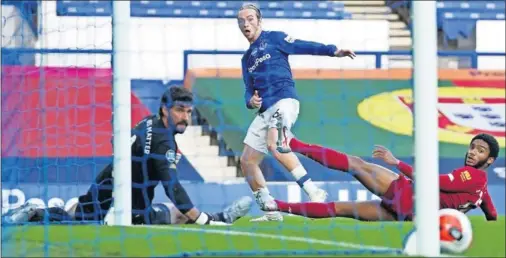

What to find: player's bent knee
left=239, top=154, right=250, bottom=166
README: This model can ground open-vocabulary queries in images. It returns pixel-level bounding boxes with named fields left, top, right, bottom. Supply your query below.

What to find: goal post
left=412, top=1, right=441, bottom=256
left=111, top=1, right=132, bottom=226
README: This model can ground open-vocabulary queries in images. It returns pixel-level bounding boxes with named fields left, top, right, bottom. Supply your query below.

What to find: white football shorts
left=243, top=98, right=300, bottom=154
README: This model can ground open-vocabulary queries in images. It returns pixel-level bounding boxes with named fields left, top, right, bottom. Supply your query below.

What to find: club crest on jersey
left=166, top=149, right=176, bottom=163
left=259, top=41, right=268, bottom=50
left=357, top=86, right=505, bottom=147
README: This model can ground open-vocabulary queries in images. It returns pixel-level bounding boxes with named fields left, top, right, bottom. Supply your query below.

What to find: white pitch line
left=140, top=225, right=400, bottom=253
left=139, top=225, right=464, bottom=257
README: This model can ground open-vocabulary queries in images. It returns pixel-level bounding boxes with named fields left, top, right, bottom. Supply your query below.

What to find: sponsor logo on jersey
left=460, top=170, right=472, bottom=182
left=357, top=87, right=505, bottom=147
left=248, top=53, right=271, bottom=73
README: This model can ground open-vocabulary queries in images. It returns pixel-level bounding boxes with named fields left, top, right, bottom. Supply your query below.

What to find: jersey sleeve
left=439, top=167, right=486, bottom=193
left=396, top=161, right=414, bottom=179
left=151, top=138, right=178, bottom=181
left=480, top=190, right=498, bottom=221
left=241, top=56, right=254, bottom=109
left=152, top=136, right=194, bottom=211
left=272, top=31, right=337, bottom=56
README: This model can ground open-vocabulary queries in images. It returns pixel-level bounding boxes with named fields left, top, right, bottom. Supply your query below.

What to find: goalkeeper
left=4, top=87, right=252, bottom=225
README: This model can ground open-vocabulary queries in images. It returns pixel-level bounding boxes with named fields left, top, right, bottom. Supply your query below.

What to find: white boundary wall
left=35, top=1, right=389, bottom=80
left=476, top=20, right=505, bottom=70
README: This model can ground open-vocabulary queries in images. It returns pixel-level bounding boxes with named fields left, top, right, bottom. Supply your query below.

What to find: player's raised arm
left=480, top=190, right=498, bottom=221
left=273, top=31, right=355, bottom=59
left=372, top=145, right=414, bottom=178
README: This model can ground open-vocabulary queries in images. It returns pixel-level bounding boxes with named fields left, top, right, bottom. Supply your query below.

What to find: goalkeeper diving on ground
left=3, top=87, right=252, bottom=226
left=261, top=133, right=499, bottom=222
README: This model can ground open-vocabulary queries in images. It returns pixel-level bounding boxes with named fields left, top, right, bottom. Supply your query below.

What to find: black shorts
left=75, top=163, right=156, bottom=224
left=75, top=164, right=114, bottom=221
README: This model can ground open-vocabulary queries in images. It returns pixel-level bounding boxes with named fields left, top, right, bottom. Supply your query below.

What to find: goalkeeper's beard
left=175, top=121, right=188, bottom=134
left=169, top=117, right=188, bottom=134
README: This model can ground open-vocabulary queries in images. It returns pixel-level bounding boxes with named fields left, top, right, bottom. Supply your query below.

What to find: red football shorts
left=381, top=174, right=414, bottom=221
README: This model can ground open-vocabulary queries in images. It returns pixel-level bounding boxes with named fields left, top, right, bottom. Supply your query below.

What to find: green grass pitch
left=2, top=215, right=504, bottom=257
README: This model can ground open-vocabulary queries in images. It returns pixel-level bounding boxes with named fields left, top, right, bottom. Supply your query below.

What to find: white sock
left=195, top=212, right=209, bottom=225
left=291, top=165, right=319, bottom=196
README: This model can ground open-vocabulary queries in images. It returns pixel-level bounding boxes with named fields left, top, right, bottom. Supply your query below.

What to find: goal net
left=2, top=1, right=504, bottom=257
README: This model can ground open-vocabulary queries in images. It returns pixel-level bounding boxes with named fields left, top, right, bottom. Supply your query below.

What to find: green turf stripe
left=3, top=216, right=504, bottom=257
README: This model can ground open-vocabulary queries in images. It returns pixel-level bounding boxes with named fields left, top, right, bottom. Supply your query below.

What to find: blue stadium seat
left=130, top=7, right=238, bottom=19
left=134, top=1, right=346, bottom=11
left=439, top=11, right=505, bottom=23
left=436, top=1, right=505, bottom=39
left=56, top=0, right=351, bottom=19
left=437, top=1, right=505, bottom=11
left=57, top=0, right=111, bottom=16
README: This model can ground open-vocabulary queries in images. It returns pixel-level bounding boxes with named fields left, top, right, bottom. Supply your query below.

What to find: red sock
left=289, top=138, right=349, bottom=172
left=275, top=200, right=337, bottom=218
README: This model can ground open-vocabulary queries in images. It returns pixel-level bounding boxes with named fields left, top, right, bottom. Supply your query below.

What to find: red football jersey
left=397, top=162, right=497, bottom=220
left=439, top=167, right=487, bottom=211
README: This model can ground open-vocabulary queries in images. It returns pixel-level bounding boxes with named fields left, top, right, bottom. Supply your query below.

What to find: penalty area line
left=140, top=225, right=401, bottom=253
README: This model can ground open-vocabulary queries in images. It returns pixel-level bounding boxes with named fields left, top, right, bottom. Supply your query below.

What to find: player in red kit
left=262, top=133, right=499, bottom=222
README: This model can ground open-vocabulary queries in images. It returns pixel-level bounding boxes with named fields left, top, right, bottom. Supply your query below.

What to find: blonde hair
left=239, top=3, right=262, bottom=20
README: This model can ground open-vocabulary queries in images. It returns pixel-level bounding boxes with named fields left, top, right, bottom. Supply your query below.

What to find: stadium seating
left=388, top=1, right=505, bottom=40
left=56, top=0, right=352, bottom=19
left=437, top=1, right=505, bottom=40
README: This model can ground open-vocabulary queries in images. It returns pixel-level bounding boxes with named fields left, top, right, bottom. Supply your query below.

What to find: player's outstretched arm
left=274, top=31, right=355, bottom=59
left=480, top=190, right=498, bottom=221
left=372, top=145, right=414, bottom=179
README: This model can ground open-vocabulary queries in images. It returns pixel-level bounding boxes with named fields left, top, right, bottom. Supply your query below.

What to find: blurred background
left=1, top=0, right=505, bottom=218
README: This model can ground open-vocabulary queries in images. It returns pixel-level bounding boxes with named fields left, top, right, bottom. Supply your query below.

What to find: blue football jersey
left=241, top=30, right=337, bottom=113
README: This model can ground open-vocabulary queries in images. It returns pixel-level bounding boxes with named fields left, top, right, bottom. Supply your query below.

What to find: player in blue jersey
left=237, top=4, right=356, bottom=222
